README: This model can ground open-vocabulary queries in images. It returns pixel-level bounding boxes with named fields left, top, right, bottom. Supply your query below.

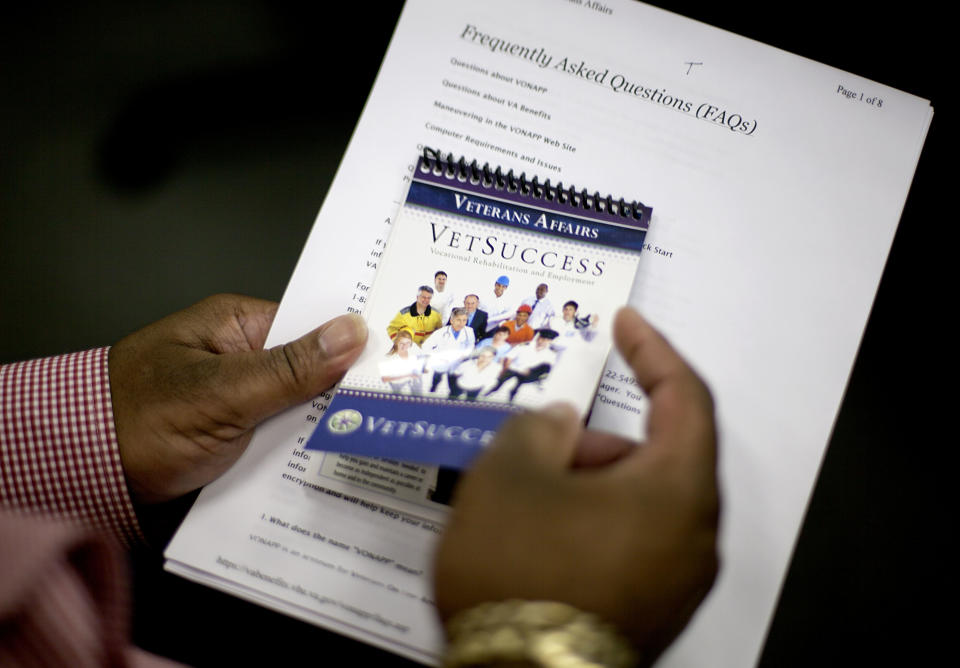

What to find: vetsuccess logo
left=327, top=409, right=363, bottom=435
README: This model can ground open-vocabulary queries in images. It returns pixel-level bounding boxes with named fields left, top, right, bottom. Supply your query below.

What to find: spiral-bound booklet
left=305, top=149, right=651, bottom=467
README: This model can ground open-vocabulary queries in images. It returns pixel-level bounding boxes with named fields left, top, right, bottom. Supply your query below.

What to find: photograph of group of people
left=377, top=269, right=600, bottom=404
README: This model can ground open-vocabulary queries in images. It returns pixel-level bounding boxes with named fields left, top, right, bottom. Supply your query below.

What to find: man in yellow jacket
left=387, top=285, right=444, bottom=344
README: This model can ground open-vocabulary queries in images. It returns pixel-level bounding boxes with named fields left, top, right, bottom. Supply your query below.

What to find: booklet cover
left=305, top=150, right=652, bottom=467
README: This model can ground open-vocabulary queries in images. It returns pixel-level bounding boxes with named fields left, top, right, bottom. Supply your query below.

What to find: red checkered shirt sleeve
left=0, top=348, right=144, bottom=546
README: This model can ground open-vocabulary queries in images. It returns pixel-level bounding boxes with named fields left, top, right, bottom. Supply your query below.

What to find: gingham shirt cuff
left=1, top=348, right=144, bottom=546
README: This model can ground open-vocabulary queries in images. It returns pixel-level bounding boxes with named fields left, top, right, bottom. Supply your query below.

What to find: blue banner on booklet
left=320, top=390, right=518, bottom=469
left=306, top=150, right=651, bottom=468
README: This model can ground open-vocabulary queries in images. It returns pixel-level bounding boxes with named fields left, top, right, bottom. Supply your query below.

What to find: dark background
left=1, top=1, right=947, bottom=665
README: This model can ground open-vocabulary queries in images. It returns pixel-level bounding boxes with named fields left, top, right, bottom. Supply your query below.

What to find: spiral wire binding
left=420, top=147, right=647, bottom=222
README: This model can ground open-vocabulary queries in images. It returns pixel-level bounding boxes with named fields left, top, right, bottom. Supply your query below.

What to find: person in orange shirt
left=503, top=304, right=535, bottom=344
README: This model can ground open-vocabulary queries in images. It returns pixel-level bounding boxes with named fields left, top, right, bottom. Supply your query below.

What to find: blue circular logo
left=327, top=409, right=363, bottom=435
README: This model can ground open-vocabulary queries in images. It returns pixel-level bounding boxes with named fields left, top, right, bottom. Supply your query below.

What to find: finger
left=232, top=296, right=279, bottom=351
left=192, top=294, right=279, bottom=353
left=480, top=402, right=582, bottom=472
left=160, top=294, right=279, bottom=354
left=613, top=308, right=715, bottom=463
left=217, top=312, right=368, bottom=424
left=571, top=430, right=636, bottom=469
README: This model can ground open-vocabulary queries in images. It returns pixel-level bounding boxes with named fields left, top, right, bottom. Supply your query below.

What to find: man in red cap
left=503, top=304, right=535, bottom=344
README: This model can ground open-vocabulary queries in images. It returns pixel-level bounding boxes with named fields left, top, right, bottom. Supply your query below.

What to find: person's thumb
left=477, top=402, right=582, bottom=474
left=222, top=313, right=368, bottom=424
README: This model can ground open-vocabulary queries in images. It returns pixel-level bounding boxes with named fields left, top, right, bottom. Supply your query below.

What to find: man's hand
left=109, top=294, right=367, bottom=504
left=433, top=307, right=719, bottom=662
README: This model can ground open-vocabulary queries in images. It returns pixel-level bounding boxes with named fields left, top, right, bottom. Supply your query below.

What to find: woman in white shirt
left=379, top=329, right=424, bottom=394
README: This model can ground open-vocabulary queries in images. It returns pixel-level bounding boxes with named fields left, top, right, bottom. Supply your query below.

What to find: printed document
left=165, top=1, right=933, bottom=665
